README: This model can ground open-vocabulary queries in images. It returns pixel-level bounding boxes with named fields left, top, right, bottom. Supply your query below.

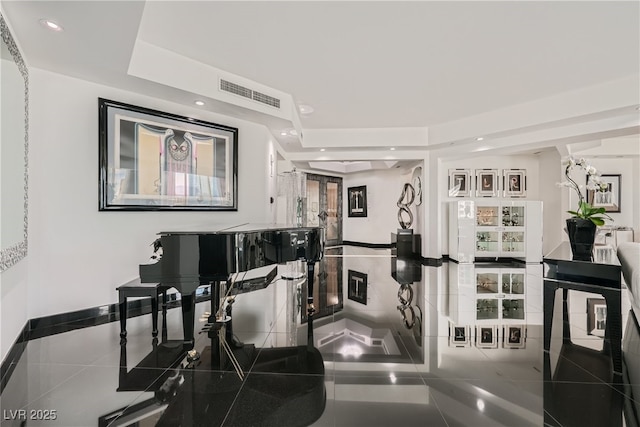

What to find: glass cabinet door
left=476, top=231, right=499, bottom=253
left=476, top=272, right=498, bottom=293
left=476, top=269, right=527, bottom=322
left=502, top=232, right=524, bottom=253
left=501, top=206, right=525, bottom=226
left=477, top=299, right=499, bottom=320
left=476, top=206, right=499, bottom=226
left=502, top=299, right=525, bottom=320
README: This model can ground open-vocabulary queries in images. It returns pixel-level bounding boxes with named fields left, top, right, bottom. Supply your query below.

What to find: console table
left=543, top=242, right=622, bottom=374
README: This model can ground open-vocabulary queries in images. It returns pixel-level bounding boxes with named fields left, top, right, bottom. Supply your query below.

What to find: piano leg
left=151, top=295, right=159, bottom=338
left=181, top=292, right=196, bottom=347
left=306, top=261, right=316, bottom=349
left=306, top=261, right=316, bottom=317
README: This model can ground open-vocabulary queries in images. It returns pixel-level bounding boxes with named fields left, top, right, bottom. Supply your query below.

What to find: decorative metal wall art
left=396, top=182, right=415, bottom=229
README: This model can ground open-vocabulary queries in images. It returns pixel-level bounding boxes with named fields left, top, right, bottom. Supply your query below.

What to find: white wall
left=343, top=168, right=414, bottom=245
left=439, top=155, right=541, bottom=256
left=21, top=68, right=273, bottom=326
left=266, top=141, right=278, bottom=224
left=635, top=156, right=640, bottom=242
left=537, top=150, right=563, bottom=255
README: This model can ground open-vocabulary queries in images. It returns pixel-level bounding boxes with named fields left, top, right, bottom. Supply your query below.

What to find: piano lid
left=157, top=223, right=323, bottom=235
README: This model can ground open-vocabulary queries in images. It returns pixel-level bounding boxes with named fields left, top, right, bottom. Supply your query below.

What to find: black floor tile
left=1, top=248, right=638, bottom=426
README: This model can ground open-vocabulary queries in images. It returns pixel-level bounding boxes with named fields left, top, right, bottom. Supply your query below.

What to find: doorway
left=306, top=174, right=343, bottom=246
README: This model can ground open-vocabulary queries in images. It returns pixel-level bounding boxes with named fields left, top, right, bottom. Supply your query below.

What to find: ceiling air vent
left=252, top=91, right=280, bottom=108
left=220, top=79, right=252, bottom=99
left=220, top=79, right=280, bottom=109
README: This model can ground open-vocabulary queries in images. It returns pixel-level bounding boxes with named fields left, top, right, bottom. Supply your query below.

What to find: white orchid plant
left=557, top=157, right=613, bottom=226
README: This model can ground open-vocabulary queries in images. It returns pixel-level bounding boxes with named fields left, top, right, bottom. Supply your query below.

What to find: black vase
left=566, top=218, right=596, bottom=261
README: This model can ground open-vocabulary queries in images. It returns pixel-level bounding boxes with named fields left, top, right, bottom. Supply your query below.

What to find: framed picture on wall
left=98, top=98, right=238, bottom=211
left=587, top=174, right=620, bottom=212
left=347, top=185, right=367, bottom=217
left=347, top=270, right=368, bottom=304
left=449, top=324, right=470, bottom=347
left=448, top=169, right=472, bottom=197
left=476, top=325, right=498, bottom=348
left=503, top=169, right=526, bottom=198
left=475, top=169, right=499, bottom=197
left=503, top=325, right=526, bottom=349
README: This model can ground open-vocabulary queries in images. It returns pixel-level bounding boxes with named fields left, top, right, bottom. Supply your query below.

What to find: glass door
left=306, top=174, right=343, bottom=246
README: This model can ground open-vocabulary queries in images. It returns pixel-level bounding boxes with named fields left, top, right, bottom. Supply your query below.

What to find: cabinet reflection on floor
left=1, top=247, right=638, bottom=426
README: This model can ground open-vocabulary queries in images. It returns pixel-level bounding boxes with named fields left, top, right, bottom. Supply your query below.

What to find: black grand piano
left=107, top=224, right=327, bottom=426
left=139, top=224, right=324, bottom=345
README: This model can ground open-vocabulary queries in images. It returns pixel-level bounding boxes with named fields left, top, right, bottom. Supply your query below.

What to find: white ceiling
left=2, top=1, right=639, bottom=173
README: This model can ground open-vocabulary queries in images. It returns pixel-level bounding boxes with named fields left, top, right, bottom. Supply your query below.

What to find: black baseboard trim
left=445, top=256, right=534, bottom=266
left=474, top=257, right=529, bottom=265
left=342, top=241, right=443, bottom=266
left=422, top=257, right=443, bottom=267
left=342, top=240, right=394, bottom=249
left=1, top=322, right=29, bottom=393
left=1, top=287, right=211, bottom=394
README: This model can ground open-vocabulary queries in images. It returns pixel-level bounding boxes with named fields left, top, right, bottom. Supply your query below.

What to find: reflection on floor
left=1, top=246, right=638, bottom=426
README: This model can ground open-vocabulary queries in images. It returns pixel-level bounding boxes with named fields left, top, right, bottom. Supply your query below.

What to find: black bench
left=117, top=278, right=170, bottom=338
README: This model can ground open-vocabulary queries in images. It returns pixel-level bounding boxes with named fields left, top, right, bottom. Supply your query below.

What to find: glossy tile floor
left=1, top=246, right=639, bottom=426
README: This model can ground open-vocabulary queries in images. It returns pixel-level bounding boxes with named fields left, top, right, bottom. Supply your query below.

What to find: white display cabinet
left=448, top=263, right=541, bottom=326
left=449, top=199, right=542, bottom=263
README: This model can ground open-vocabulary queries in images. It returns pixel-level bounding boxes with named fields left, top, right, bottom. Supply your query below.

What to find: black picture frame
left=347, top=269, right=368, bottom=304
left=98, top=98, right=238, bottom=211
left=587, top=174, right=621, bottom=213
left=347, top=185, right=367, bottom=217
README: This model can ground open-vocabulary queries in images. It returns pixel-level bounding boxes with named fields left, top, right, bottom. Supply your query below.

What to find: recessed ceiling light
left=39, top=19, right=63, bottom=32
left=390, top=147, right=396, bottom=151
left=298, top=104, right=314, bottom=115
left=320, top=148, right=326, bottom=152
left=194, top=100, right=205, bottom=106
left=474, top=146, right=492, bottom=152
left=476, top=137, right=484, bottom=141
left=280, top=131, right=288, bottom=136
